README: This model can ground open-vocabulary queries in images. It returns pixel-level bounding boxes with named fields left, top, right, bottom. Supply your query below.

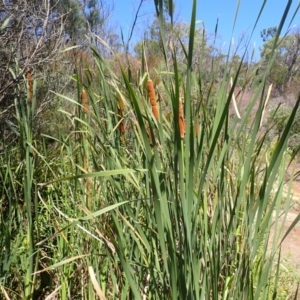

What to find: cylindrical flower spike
left=179, top=99, right=185, bottom=139
left=27, top=69, right=33, bottom=103
left=82, top=88, right=88, bottom=114
left=118, top=98, right=125, bottom=134
left=194, top=115, right=199, bottom=138
left=147, top=79, right=159, bottom=120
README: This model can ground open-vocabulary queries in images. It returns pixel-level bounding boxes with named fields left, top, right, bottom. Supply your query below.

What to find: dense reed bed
left=1, top=0, right=300, bottom=299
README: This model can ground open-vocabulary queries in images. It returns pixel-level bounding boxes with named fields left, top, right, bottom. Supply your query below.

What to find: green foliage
left=1, top=0, right=300, bottom=299
left=268, top=105, right=300, bottom=154
left=58, top=0, right=111, bottom=41
left=61, top=0, right=87, bottom=39
left=270, top=61, right=289, bottom=86
left=0, top=69, right=39, bottom=299
left=260, top=28, right=300, bottom=93
left=260, top=26, right=278, bottom=42
left=268, top=258, right=300, bottom=299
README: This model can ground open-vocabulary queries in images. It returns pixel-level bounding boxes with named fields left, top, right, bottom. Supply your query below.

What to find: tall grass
left=1, top=0, right=300, bottom=299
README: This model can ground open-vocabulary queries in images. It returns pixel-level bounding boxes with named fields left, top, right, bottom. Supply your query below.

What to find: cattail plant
left=81, top=87, right=90, bottom=208
left=26, top=68, right=33, bottom=103
left=147, top=79, right=159, bottom=120
left=194, top=115, right=199, bottom=138
left=147, top=128, right=153, bottom=146
left=179, top=99, right=185, bottom=138
left=82, top=150, right=91, bottom=208
left=118, top=97, right=125, bottom=134
left=82, top=88, right=88, bottom=114
left=2, top=1, right=298, bottom=299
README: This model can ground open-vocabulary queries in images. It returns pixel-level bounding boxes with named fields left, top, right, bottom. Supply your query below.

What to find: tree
left=134, top=0, right=175, bottom=56
left=0, top=0, right=66, bottom=106
left=260, top=28, right=300, bottom=93
left=0, top=0, right=121, bottom=142
left=68, top=1, right=122, bottom=56
left=134, top=18, right=216, bottom=79
left=56, top=0, right=120, bottom=54
left=260, top=26, right=277, bottom=42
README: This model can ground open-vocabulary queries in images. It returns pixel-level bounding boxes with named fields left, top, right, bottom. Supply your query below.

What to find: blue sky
left=112, top=0, right=300, bottom=59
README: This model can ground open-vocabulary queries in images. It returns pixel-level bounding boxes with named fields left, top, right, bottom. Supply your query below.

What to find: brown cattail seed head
left=179, top=99, right=185, bottom=139
left=118, top=98, right=125, bottom=134
left=147, top=128, right=153, bottom=147
left=82, top=88, right=88, bottom=114
left=27, top=69, right=33, bottom=103
left=194, top=115, right=199, bottom=138
left=119, top=97, right=125, bottom=111
left=147, top=79, right=159, bottom=120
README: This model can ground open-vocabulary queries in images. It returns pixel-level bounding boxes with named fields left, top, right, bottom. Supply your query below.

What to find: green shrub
left=268, top=106, right=300, bottom=154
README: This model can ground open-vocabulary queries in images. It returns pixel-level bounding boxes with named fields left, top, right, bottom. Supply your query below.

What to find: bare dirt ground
left=273, top=161, right=300, bottom=268
left=270, top=207, right=300, bottom=266
left=267, top=161, right=300, bottom=298
left=233, top=89, right=300, bottom=294
left=264, top=162, right=300, bottom=300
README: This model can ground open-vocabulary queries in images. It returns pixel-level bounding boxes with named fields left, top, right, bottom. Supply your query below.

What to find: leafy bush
left=268, top=105, right=300, bottom=154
